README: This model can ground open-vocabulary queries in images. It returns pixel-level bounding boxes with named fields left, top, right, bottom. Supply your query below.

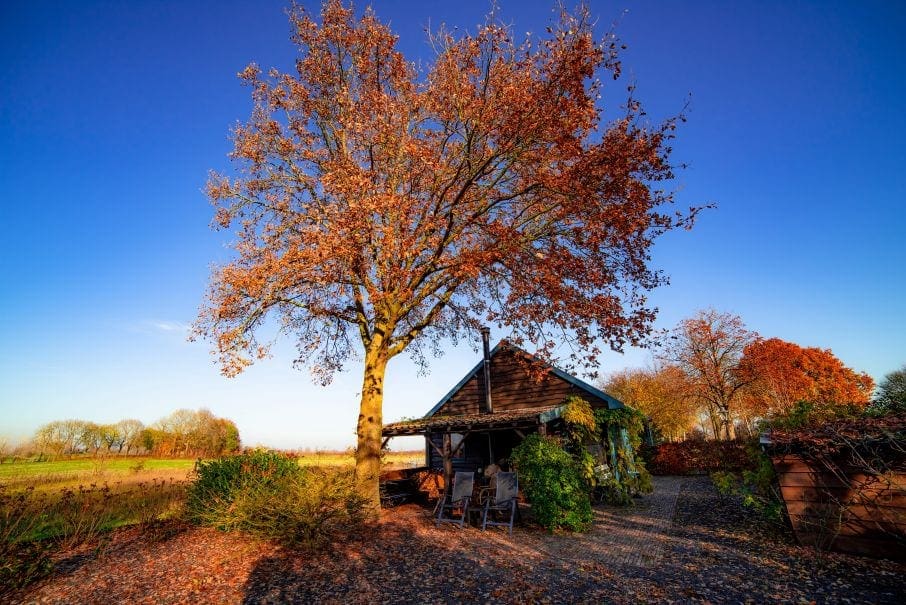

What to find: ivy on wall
left=510, top=397, right=656, bottom=531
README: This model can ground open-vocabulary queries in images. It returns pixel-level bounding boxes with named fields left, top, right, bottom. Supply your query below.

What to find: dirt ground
left=10, top=476, right=905, bottom=604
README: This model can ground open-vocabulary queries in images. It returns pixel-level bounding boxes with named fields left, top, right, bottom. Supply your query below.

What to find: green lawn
left=0, top=457, right=196, bottom=480
left=0, top=451, right=424, bottom=487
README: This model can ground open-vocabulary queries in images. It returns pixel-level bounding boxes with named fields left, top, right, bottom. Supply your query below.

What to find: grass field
left=0, top=450, right=427, bottom=591
left=0, top=451, right=425, bottom=491
left=297, top=450, right=425, bottom=468
left=0, top=457, right=196, bottom=480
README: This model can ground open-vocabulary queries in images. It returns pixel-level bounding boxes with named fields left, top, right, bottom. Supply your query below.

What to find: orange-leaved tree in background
left=194, top=0, right=701, bottom=507
left=604, top=365, right=698, bottom=442
left=738, top=337, right=874, bottom=418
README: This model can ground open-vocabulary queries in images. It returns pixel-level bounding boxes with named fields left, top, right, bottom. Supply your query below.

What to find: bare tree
left=115, top=419, right=145, bottom=454
left=661, top=309, right=757, bottom=440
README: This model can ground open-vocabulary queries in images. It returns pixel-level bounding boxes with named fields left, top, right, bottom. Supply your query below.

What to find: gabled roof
left=423, top=341, right=624, bottom=418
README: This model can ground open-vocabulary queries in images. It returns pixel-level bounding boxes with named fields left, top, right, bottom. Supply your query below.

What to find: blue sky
left=1, top=0, right=904, bottom=449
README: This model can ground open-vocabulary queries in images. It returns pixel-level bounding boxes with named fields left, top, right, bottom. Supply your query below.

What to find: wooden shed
left=383, top=335, right=625, bottom=490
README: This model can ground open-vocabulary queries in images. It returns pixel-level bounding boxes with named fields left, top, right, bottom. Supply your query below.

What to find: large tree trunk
left=355, top=339, right=389, bottom=512
left=716, top=406, right=735, bottom=440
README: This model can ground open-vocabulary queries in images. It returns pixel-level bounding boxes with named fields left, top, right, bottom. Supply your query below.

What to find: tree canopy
left=872, top=365, right=906, bottom=414
left=604, top=365, right=697, bottom=441
left=196, top=0, right=700, bottom=504
left=31, top=410, right=240, bottom=458
left=737, top=337, right=874, bottom=417
left=659, top=309, right=757, bottom=439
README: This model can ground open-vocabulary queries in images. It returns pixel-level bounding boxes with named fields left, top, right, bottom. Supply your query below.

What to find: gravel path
left=11, top=476, right=905, bottom=604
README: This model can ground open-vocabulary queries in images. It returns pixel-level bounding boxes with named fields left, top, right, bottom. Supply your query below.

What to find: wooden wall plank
left=773, top=454, right=906, bottom=560
left=435, top=347, right=613, bottom=416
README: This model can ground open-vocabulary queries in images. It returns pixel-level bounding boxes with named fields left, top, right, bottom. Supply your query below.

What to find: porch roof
left=383, top=405, right=565, bottom=437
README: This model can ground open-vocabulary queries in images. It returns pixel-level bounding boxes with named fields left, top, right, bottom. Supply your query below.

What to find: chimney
left=481, top=327, right=493, bottom=414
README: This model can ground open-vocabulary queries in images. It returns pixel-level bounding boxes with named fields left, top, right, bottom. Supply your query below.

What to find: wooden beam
left=442, top=433, right=453, bottom=495
left=381, top=437, right=390, bottom=450
left=451, top=431, right=471, bottom=458
left=514, top=428, right=526, bottom=439
left=428, top=438, right=444, bottom=458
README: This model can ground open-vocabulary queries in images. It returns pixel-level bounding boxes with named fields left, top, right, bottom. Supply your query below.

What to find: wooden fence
left=772, top=454, right=906, bottom=560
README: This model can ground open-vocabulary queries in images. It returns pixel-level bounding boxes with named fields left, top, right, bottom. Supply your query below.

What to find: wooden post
left=442, top=433, right=453, bottom=494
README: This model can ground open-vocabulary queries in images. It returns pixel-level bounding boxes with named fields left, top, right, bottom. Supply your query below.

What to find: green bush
left=187, top=449, right=302, bottom=522
left=236, top=468, right=368, bottom=548
left=187, top=450, right=367, bottom=548
left=511, top=435, right=593, bottom=532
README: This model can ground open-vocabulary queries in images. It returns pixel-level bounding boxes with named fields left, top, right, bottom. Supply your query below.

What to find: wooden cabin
left=383, top=336, right=626, bottom=489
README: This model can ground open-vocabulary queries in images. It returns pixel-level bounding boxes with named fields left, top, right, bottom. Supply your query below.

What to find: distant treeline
left=26, top=409, right=240, bottom=458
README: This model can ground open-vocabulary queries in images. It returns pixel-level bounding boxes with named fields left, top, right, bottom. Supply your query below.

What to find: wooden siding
left=773, top=454, right=906, bottom=560
left=434, top=347, right=611, bottom=416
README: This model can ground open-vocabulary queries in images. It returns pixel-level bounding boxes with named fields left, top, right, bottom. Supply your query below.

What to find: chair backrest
left=494, top=472, right=518, bottom=502
left=451, top=471, right=475, bottom=502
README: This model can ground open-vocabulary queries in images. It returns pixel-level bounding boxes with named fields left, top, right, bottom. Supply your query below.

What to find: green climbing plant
left=591, top=406, right=653, bottom=505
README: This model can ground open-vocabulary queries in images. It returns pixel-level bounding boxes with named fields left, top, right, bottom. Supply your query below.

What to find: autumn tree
left=872, top=365, right=906, bottom=414
left=660, top=309, right=757, bottom=440
left=196, top=0, right=700, bottom=506
left=604, top=365, right=697, bottom=441
left=34, top=419, right=85, bottom=458
left=737, top=337, right=874, bottom=419
left=146, top=408, right=241, bottom=457
left=115, top=419, right=145, bottom=454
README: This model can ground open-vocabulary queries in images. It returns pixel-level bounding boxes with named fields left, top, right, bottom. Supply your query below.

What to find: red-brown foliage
left=769, top=413, right=906, bottom=458
left=644, top=439, right=758, bottom=476
left=738, top=338, right=874, bottom=418
left=195, top=0, right=701, bottom=504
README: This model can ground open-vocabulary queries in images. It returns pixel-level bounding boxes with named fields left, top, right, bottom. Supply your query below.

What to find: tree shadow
left=240, top=505, right=619, bottom=604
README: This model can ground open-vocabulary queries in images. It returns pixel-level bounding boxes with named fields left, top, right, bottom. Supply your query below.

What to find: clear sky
left=1, top=0, right=904, bottom=450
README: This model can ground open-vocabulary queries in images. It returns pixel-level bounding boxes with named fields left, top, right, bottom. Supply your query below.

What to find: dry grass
left=296, top=450, right=425, bottom=469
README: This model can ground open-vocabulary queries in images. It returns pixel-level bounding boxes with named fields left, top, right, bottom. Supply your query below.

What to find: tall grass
left=0, top=479, right=186, bottom=595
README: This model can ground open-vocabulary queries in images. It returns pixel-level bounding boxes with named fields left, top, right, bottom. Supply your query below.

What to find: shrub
left=645, top=439, right=758, bottom=475
left=233, top=468, right=368, bottom=548
left=51, top=484, right=117, bottom=550
left=1, top=478, right=187, bottom=595
left=510, top=435, right=593, bottom=532
left=0, top=540, right=54, bottom=596
left=186, top=449, right=302, bottom=525
left=766, top=400, right=864, bottom=431
left=187, top=450, right=367, bottom=548
left=767, top=414, right=906, bottom=554
left=710, top=445, right=783, bottom=523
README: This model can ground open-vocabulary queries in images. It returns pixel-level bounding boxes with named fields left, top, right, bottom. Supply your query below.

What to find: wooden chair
left=482, top=472, right=518, bottom=534
left=436, top=471, right=475, bottom=528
